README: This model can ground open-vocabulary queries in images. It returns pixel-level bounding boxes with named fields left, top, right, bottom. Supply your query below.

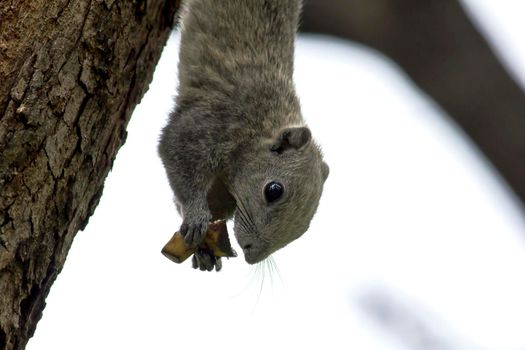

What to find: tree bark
left=301, top=0, right=525, bottom=208
left=0, top=1, right=179, bottom=349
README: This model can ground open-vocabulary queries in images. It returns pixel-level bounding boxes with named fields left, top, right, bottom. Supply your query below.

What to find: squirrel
left=158, top=0, right=329, bottom=267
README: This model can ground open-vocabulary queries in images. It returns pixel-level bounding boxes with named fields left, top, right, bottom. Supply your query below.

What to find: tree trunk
left=301, top=0, right=525, bottom=208
left=0, top=1, right=180, bottom=349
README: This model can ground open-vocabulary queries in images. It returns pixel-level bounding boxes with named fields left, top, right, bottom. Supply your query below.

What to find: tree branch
left=301, top=0, right=525, bottom=207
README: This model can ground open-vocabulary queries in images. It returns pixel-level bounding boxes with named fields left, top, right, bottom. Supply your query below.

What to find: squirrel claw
left=180, top=214, right=210, bottom=247
left=192, top=248, right=221, bottom=272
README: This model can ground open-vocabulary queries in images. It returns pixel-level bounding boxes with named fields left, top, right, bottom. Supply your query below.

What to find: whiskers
left=234, top=195, right=257, bottom=235
left=248, top=255, right=284, bottom=311
left=258, top=256, right=282, bottom=291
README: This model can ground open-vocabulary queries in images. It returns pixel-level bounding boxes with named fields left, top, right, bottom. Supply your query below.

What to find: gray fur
left=158, top=0, right=329, bottom=265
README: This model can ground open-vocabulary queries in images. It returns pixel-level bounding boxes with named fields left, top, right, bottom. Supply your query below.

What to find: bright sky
left=28, top=1, right=525, bottom=350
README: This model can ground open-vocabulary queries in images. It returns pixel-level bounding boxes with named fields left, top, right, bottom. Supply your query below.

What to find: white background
left=28, top=1, right=525, bottom=349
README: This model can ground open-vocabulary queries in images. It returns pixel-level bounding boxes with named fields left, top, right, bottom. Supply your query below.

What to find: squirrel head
left=230, top=126, right=329, bottom=264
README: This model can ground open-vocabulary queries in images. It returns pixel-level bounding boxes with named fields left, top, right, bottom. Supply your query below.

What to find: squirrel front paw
left=192, top=248, right=223, bottom=272
left=180, top=209, right=211, bottom=247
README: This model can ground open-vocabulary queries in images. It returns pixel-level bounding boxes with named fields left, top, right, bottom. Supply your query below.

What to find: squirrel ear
left=271, top=127, right=311, bottom=153
left=321, top=161, right=329, bottom=182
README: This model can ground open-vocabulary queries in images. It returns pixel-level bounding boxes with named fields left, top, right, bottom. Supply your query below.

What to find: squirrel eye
left=264, top=182, right=284, bottom=203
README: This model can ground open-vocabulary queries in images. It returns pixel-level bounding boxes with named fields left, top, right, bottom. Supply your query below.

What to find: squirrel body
left=159, top=0, right=329, bottom=264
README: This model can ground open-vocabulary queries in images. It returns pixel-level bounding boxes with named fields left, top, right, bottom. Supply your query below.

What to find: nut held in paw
left=161, top=220, right=237, bottom=265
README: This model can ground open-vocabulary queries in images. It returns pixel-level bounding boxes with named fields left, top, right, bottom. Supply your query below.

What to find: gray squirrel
left=158, top=0, right=329, bottom=269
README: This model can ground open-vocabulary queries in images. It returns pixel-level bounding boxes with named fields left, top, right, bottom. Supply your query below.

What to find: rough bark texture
left=301, top=0, right=525, bottom=208
left=0, top=1, right=179, bottom=349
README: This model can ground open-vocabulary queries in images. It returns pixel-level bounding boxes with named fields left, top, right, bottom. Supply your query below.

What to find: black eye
left=264, top=182, right=284, bottom=203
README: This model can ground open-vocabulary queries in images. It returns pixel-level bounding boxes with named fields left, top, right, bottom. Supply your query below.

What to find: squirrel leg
left=179, top=186, right=212, bottom=248
left=158, top=133, right=213, bottom=247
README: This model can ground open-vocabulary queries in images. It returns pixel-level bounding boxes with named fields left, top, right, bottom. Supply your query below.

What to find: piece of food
left=161, top=220, right=237, bottom=265
left=161, top=232, right=195, bottom=263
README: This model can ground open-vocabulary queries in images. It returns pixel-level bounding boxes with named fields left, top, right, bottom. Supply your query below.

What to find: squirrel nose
left=242, top=243, right=261, bottom=264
